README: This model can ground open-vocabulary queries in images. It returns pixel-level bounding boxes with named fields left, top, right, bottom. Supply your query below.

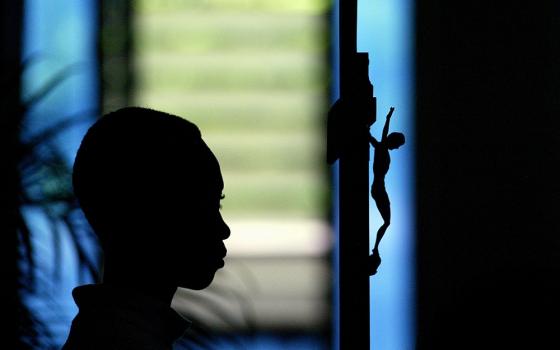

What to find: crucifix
left=326, top=0, right=382, bottom=348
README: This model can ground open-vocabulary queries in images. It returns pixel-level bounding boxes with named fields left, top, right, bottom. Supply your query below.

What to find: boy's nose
left=222, top=224, right=231, bottom=240
left=219, top=214, right=230, bottom=240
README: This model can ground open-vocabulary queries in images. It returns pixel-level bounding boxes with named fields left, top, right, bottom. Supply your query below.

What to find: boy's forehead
left=188, top=143, right=224, bottom=193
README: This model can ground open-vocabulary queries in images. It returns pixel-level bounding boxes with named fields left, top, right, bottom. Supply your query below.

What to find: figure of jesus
left=368, top=107, right=405, bottom=275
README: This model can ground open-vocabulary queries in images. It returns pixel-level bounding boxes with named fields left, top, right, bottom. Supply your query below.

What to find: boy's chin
left=179, top=271, right=217, bottom=290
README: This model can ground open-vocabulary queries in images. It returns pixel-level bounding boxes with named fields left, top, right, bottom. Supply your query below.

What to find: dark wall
left=416, top=2, right=560, bottom=348
left=1, top=2, right=23, bottom=349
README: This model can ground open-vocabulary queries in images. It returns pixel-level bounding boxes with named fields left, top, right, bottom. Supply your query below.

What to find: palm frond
left=21, top=64, right=82, bottom=114
left=16, top=211, right=36, bottom=287
left=12, top=60, right=100, bottom=349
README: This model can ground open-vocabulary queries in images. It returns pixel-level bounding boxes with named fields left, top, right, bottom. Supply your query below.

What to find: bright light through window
left=133, top=0, right=332, bottom=345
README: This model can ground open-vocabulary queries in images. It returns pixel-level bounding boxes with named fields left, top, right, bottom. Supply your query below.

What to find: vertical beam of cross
left=337, top=0, right=373, bottom=348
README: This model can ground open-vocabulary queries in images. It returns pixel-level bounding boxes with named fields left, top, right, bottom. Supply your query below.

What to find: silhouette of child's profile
left=62, top=107, right=230, bottom=350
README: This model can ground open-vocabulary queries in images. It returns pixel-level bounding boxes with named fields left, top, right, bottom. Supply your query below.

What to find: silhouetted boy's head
left=73, top=107, right=229, bottom=290
left=387, top=132, right=405, bottom=150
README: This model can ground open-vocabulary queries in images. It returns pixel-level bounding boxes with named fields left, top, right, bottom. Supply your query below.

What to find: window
left=133, top=0, right=331, bottom=347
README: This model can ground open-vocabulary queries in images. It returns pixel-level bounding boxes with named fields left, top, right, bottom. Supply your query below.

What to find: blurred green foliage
left=134, top=0, right=329, bottom=218
left=136, top=0, right=329, bottom=14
